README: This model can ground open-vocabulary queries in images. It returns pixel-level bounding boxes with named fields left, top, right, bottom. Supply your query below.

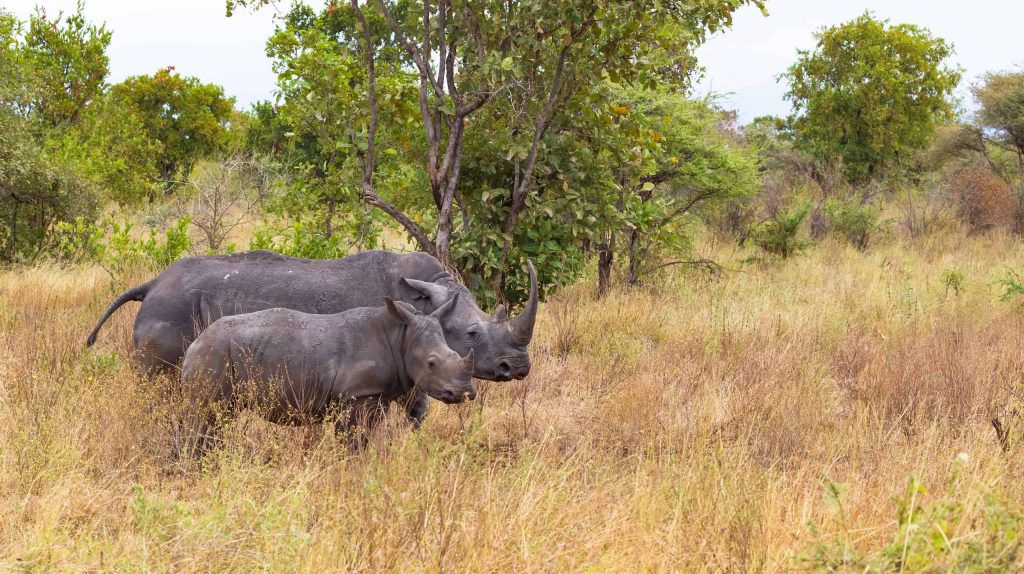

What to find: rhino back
left=132, top=250, right=453, bottom=370
left=144, top=250, right=448, bottom=325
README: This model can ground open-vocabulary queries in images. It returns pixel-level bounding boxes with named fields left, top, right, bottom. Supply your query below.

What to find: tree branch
left=508, top=15, right=596, bottom=212
left=645, top=258, right=730, bottom=275
left=363, top=189, right=435, bottom=252
left=354, top=0, right=434, bottom=254
left=658, top=189, right=719, bottom=226
left=436, top=0, right=447, bottom=93
left=376, top=0, right=443, bottom=99
left=641, top=169, right=682, bottom=187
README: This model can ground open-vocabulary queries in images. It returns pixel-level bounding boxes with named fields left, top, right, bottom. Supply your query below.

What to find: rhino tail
left=86, top=280, right=154, bottom=347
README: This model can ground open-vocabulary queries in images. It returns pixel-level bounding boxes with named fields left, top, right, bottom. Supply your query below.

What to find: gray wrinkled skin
left=179, top=298, right=476, bottom=450
left=86, top=249, right=538, bottom=422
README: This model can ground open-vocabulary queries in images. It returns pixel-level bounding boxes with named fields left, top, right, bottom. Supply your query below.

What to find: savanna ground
left=3, top=228, right=1024, bottom=572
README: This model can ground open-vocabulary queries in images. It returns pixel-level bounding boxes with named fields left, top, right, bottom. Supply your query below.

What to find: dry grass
left=3, top=232, right=1024, bottom=572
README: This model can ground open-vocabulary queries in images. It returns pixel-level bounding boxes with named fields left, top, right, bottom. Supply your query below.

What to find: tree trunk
left=324, top=196, right=336, bottom=239
left=626, top=228, right=640, bottom=286
left=158, top=162, right=176, bottom=198
left=810, top=200, right=828, bottom=239
left=596, top=230, right=616, bottom=298
left=432, top=121, right=465, bottom=268
left=1016, top=152, right=1024, bottom=235
left=597, top=245, right=612, bottom=298
left=353, top=0, right=435, bottom=257
left=6, top=199, right=18, bottom=261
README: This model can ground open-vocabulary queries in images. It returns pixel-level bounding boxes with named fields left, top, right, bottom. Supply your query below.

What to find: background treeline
left=0, top=4, right=235, bottom=261
left=3, top=2, right=1024, bottom=306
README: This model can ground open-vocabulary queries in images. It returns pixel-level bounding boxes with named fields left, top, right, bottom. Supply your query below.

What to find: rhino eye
left=427, top=359, right=437, bottom=369
left=466, top=327, right=481, bottom=341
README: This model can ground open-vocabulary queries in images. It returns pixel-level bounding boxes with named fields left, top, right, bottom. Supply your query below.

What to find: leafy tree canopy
left=23, top=0, right=110, bottom=127
left=230, top=0, right=765, bottom=301
left=112, top=67, right=236, bottom=193
left=783, top=12, right=961, bottom=184
left=972, top=70, right=1024, bottom=182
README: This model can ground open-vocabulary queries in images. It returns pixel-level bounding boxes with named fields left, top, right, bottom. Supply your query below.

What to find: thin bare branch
left=436, top=0, right=447, bottom=92
left=354, top=0, right=433, bottom=253
left=364, top=188, right=435, bottom=252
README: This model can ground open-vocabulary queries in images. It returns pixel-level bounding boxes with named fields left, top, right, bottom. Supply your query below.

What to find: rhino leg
left=176, top=338, right=232, bottom=462
left=405, top=391, right=430, bottom=428
left=336, top=396, right=389, bottom=450
left=134, top=302, right=199, bottom=374
left=171, top=409, right=221, bottom=464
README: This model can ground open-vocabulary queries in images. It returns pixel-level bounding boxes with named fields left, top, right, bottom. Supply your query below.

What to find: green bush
left=53, top=217, right=106, bottom=262
left=52, top=216, right=192, bottom=272
left=800, top=475, right=1024, bottom=572
left=996, top=269, right=1024, bottom=304
left=826, top=199, right=882, bottom=250
left=247, top=218, right=350, bottom=260
left=751, top=203, right=811, bottom=259
left=941, top=268, right=966, bottom=298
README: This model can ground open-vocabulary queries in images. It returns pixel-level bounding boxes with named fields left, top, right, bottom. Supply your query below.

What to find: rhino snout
left=491, top=356, right=530, bottom=381
left=436, top=384, right=477, bottom=404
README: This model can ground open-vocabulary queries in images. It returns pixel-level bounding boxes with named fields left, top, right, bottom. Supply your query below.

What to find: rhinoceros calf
left=179, top=296, right=475, bottom=450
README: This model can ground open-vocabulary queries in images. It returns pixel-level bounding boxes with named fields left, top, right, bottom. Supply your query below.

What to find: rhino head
left=401, top=261, right=538, bottom=382
left=385, top=297, right=477, bottom=404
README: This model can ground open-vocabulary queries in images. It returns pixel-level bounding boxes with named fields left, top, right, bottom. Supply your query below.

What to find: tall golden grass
left=2, top=231, right=1024, bottom=571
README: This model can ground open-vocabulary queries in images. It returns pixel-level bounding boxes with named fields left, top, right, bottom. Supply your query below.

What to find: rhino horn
left=509, top=260, right=538, bottom=346
left=402, top=277, right=448, bottom=305
left=493, top=304, right=508, bottom=322
left=461, top=348, right=475, bottom=372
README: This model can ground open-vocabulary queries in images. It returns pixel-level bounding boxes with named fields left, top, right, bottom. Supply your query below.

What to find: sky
left=3, top=0, right=1021, bottom=121
left=693, top=0, right=1024, bottom=122
left=3, top=0, right=281, bottom=108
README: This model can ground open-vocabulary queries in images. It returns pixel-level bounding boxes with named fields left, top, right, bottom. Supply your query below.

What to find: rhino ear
left=493, top=304, right=508, bottom=322
left=385, top=297, right=417, bottom=324
left=401, top=277, right=448, bottom=305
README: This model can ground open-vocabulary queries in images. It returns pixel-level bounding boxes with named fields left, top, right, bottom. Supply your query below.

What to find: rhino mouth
left=435, top=388, right=477, bottom=404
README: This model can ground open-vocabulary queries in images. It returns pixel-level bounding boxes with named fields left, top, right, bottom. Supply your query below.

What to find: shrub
left=247, top=218, right=351, bottom=260
left=995, top=268, right=1024, bottom=304
left=951, top=167, right=1015, bottom=233
left=800, top=475, right=1024, bottom=572
left=51, top=216, right=192, bottom=272
left=53, top=217, right=106, bottom=262
left=751, top=203, right=811, bottom=258
left=826, top=199, right=882, bottom=250
left=896, top=182, right=957, bottom=240
left=941, top=268, right=966, bottom=298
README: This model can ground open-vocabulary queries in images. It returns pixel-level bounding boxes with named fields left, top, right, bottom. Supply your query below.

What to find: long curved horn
left=509, top=260, right=538, bottom=345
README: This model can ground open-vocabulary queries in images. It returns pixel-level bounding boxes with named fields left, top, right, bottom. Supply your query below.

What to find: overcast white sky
left=3, top=0, right=1021, bottom=122
left=3, top=0, right=281, bottom=107
left=694, top=0, right=1024, bottom=122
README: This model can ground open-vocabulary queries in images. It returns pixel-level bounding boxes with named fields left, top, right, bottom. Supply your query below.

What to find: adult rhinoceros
left=86, top=249, right=537, bottom=421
